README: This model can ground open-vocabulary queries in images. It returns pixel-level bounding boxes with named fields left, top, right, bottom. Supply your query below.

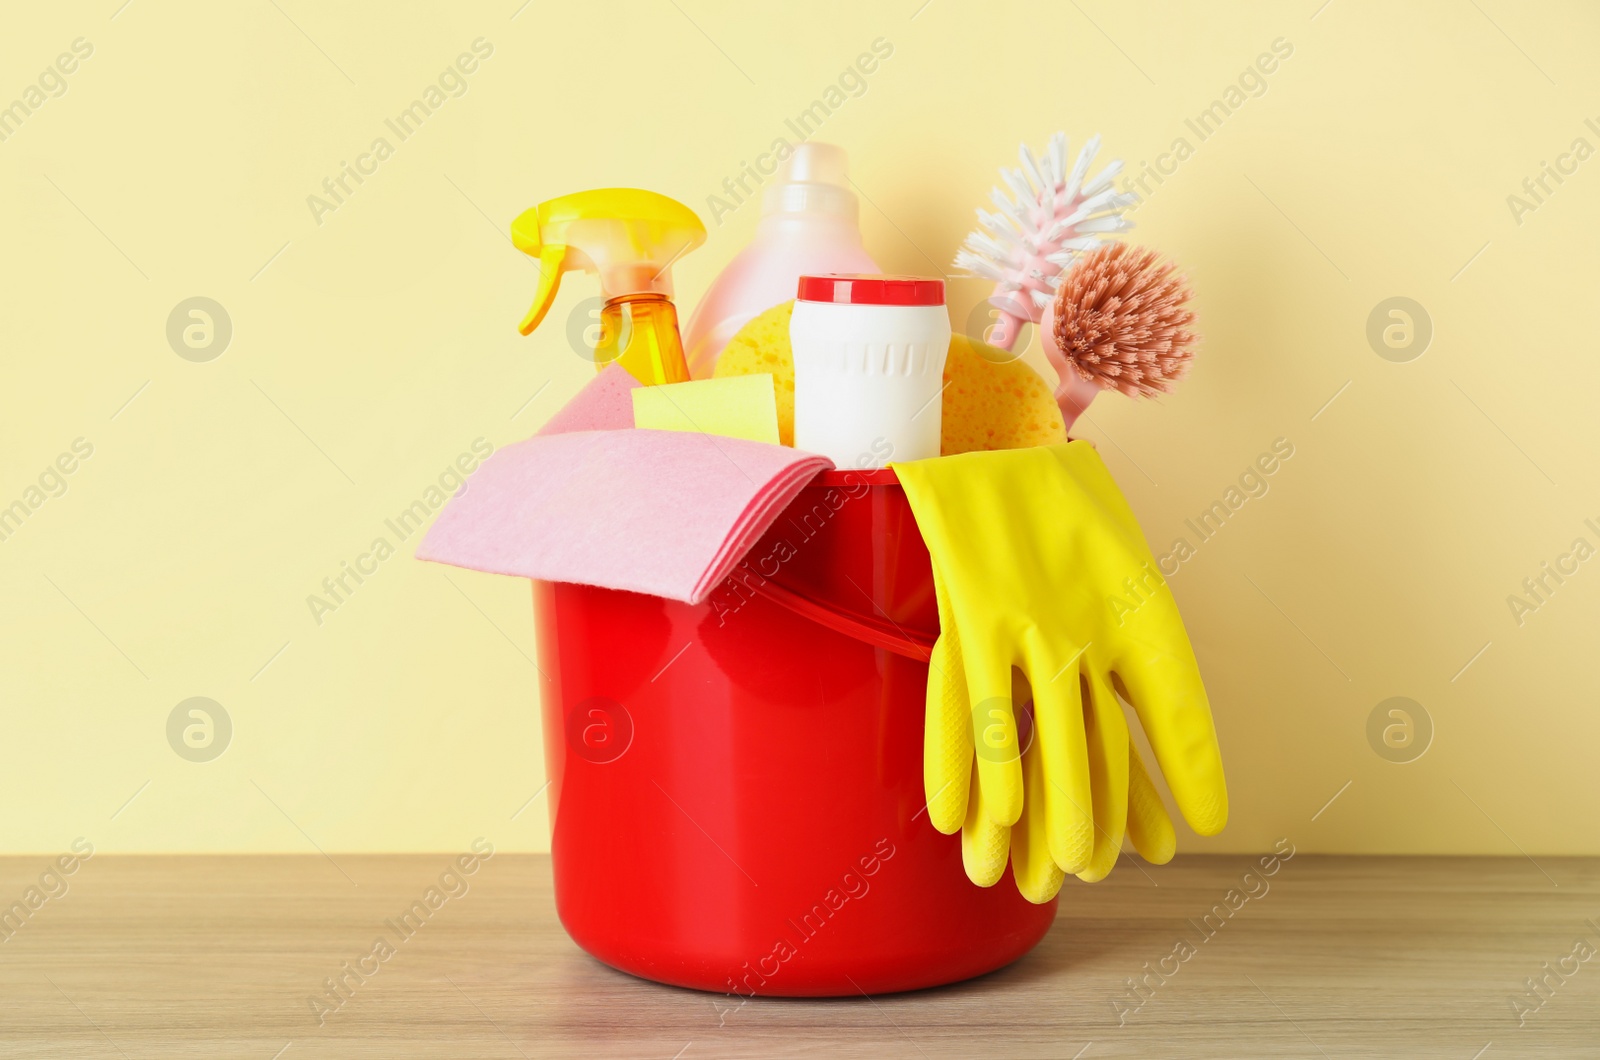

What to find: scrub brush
left=953, top=132, right=1137, bottom=353
left=1041, top=242, right=1197, bottom=432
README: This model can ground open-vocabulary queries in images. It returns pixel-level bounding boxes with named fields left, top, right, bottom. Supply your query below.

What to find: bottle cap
left=761, top=142, right=858, bottom=221
left=796, top=274, right=946, bottom=307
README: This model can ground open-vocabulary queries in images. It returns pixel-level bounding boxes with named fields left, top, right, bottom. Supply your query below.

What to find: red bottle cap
left=796, top=274, right=946, bottom=307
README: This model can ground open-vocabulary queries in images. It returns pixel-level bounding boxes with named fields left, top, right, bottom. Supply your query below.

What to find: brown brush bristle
left=1050, top=244, right=1197, bottom=398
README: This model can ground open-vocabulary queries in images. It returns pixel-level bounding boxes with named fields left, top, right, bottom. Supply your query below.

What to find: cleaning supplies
left=713, top=299, right=1066, bottom=453
left=511, top=188, right=705, bottom=386
left=682, top=142, right=879, bottom=378
left=953, top=132, right=1135, bottom=352
left=789, top=275, right=951, bottom=467
left=631, top=375, right=780, bottom=444
left=1041, top=242, right=1196, bottom=431
left=893, top=441, right=1227, bottom=902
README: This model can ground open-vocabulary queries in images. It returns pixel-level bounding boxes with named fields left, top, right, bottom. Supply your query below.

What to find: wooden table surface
left=0, top=853, right=1594, bottom=1058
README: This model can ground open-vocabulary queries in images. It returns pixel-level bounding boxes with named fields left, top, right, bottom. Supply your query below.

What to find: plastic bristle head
left=1049, top=243, right=1197, bottom=398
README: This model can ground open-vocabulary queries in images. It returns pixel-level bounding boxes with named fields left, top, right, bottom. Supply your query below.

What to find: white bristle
left=1015, top=205, right=1041, bottom=238
left=1061, top=236, right=1105, bottom=252
left=953, top=249, right=1010, bottom=282
left=1001, top=168, right=1035, bottom=207
left=1029, top=288, right=1053, bottom=309
left=978, top=208, right=1020, bottom=239
left=1065, top=135, right=1100, bottom=199
left=998, top=211, right=1036, bottom=246
left=978, top=220, right=1026, bottom=257
left=977, top=231, right=1022, bottom=264
left=975, top=227, right=1023, bottom=258
left=1075, top=215, right=1132, bottom=234
left=1016, top=161, right=1038, bottom=201
left=990, top=187, right=1027, bottom=223
left=964, top=232, right=1014, bottom=265
left=1081, top=158, right=1124, bottom=194
left=1059, top=203, right=1095, bottom=228
left=1050, top=133, right=1068, bottom=188
left=1077, top=186, right=1121, bottom=214
left=1019, top=144, right=1047, bottom=195
left=992, top=191, right=1037, bottom=238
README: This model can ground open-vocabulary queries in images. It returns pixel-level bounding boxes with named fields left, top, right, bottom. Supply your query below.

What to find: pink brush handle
left=1037, top=296, right=1103, bottom=434
left=985, top=303, right=1028, bottom=351
left=1054, top=368, right=1101, bottom=435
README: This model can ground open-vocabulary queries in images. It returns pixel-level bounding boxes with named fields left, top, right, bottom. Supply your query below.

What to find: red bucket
left=533, top=469, right=1057, bottom=997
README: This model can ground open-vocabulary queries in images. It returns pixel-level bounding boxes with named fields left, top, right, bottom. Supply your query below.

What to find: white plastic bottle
left=683, top=142, right=879, bottom=378
left=790, top=275, right=951, bottom=468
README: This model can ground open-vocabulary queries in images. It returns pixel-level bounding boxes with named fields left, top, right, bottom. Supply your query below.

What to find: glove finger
left=1057, top=442, right=1229, bottom=836
left=1126, top=739, right=1177, bottom=865
left=1011, top=735, right=1067, bottom=904
left=961, top=763, right=1010, bottom=887
left=924, top=621, right=973, bottom=834
left=1076, top=666, right=1130, bottom=884
left=1112, top=654, right=1228, bottom=836
left=1025, top=648, right=1093, bottom=874
left=967, top=628, right=1023, bottom=827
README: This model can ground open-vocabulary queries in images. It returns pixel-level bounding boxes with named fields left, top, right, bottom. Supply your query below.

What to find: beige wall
left=2, top=0, right=1596, bottom=856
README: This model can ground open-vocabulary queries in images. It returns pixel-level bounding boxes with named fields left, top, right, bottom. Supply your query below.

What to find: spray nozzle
left=511, top=188, right=706, bottom=337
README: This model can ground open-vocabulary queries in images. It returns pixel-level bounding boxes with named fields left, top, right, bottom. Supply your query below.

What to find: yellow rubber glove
left=929, top=583, right=1179, bottom=900
left=896, top=442, right=1226, bottom=898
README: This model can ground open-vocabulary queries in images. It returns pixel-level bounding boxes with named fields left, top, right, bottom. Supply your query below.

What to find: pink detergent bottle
left=683, top=142, right=880, bottom=378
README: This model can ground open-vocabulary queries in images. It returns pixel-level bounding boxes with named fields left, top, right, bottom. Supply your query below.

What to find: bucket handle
left=737, top=568, right=936, bottom=663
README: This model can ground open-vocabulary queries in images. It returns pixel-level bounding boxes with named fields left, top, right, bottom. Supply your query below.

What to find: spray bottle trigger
left=519, top=243, right=572, bottom=336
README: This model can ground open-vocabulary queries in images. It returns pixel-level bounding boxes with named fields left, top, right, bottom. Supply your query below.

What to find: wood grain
left=0, top=853, right=1594, bottom=1058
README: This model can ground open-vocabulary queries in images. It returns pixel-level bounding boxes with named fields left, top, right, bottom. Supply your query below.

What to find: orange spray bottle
left=512, top=189, right=706, bottom=386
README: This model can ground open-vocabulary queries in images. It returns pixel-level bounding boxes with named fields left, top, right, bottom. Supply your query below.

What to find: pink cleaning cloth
left=536, top=364, right=640, bottom=435
left=417, top=429, right=832, bottom=604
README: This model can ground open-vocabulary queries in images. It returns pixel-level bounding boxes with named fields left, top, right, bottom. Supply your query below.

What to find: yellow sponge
left=713, top=301, right=799, bottom=441
left=713, top=300, right=1065, bottom=455
left=940, top=328, right=1067, bottom=456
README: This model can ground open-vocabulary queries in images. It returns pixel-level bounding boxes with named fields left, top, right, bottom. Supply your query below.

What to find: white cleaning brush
left=953, top=132, right=1138, bottom=352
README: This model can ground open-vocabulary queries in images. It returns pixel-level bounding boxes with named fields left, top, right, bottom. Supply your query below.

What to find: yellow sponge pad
left=713, top=300, right=1066, bottom=455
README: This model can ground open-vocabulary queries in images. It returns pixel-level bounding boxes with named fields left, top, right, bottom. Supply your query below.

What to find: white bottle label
left=790, top=301, right=951, bottom=468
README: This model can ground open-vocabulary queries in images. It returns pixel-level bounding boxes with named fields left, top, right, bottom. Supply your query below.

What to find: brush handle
left=1039, top=296, right=1103, bottom=434
left=1055, top=367, right=1102, bottom=435
left=982, top=288, right=1038, bottom=352
left=986, top=305, right=1027, bottom=352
